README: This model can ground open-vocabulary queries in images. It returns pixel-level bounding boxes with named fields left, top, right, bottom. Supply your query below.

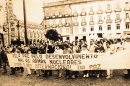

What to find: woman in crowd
left=63, top=44, right=72, bottom=79
left=94, top=41, right=105, bottom=78
left=71, top=41, right=80, bottom=79
left=54, top=45, right=64, bottom=77
left=87, top=39, right=97, bottom=77
left=81, top=44, right=89, bottom=78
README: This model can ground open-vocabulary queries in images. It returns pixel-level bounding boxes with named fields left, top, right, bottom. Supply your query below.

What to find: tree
left=45, top=29, right=62, bottom=41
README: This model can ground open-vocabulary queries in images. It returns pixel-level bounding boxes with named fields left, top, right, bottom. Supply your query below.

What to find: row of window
left=45, top=12, right=130, bottom=27
left=45, top=3, right=130, bottom=19
left=80, top=24, right=129, bottom=32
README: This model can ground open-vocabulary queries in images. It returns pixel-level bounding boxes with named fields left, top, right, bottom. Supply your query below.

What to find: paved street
left=0, top=68, right=130, bottom=86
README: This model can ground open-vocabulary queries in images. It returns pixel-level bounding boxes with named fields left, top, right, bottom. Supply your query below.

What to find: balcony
left=89, top=21, right=94, bottom=25
left=73, top=22, right=79, bottom=26
left=65, top=14, right=70, bottom=17
left=106, top=19, right=112, bottom=23
left=64, top=23, right=70, bottom=27
left=124, top=17, right=130, bottom=21
left=45, top=16, right=50, bottom=19
left=73, top=13, right=78, bottom=17
left=52, top=24, right=57, bottom=28
left=89, top=11, right=94, bottom=15
left=46, top=25, right=50, bottom=28
left=124, top=7, right=130, bottom=11
left=80, top=12, right=86, bottom=16
left=115, top=19, right=122, bottom=23
left=114, top=8, right=122, bottom=12
left=58, top=23, right=63, bottom=27
left=105, top=9, right=112, bottom=13
left=97, top=10, right=103, bottom=14
left=58, top=14, right=63, bottom=18
left=81, top=22, right=87, bottom=26
left=98, top=20, right=103, bottom=24
left=52, top=15, right=56, bottom=19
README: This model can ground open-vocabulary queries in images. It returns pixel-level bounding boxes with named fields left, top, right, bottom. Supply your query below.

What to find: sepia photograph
left=0, top=0, right=130, bottom=86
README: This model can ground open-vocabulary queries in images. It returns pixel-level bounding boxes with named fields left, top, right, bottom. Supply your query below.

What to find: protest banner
left=7, top=48, right=130, bottom=70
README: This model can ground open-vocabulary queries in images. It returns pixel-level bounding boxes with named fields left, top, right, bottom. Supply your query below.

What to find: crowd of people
left=0, top=38, right=130, bottom=79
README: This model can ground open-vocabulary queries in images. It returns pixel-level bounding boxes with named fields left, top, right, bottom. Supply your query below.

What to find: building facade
left=43, top=0, right=130, bottom=42
left=0, top=0, right=45, bottom=46
left=11, top=20, right=45, bottom=44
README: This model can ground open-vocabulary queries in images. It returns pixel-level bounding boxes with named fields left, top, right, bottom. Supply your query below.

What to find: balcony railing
left=114, top=8, right=122, bottom=12
left=52, top=15, right=56, bottom=18
left=52, top=24, right=57, bottom=28
left=73, top=13, right=78, bottom=17
left=105, top=9, right=112, bottom=13
left=89, top=11, right=94, bottom=15
left=64, top=23, right=70, bottom=27
left=106, top=19, right=112, bottom=23
left=46, top=25, right=50, bottom=28
left=89, top=21, right=94, bottom=25
left=98, top=20, right=103, bottom=24
left=81, top=22, right=87, bottom=26
left=58, top=23, right=63, bottom=27
left=97, top=10, right=103, bottom=14
left=65, top=14, right=70, bottom=17
left=124, top=7, right=130, bottom=11
left=45, top=16, right=50, bottom=19
left=73, top=22, right=78, bottom=26
left=115, top=19, right=122, bottom=23
left=58, top=14, right=63, bottom=18
left=124, top=17, right=130, bottom=21
left=80, top=12, right=86, bottom=16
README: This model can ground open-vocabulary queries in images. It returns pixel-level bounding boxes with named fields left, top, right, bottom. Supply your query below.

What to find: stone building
left=11, top=20, right=45, bottom=44
left=42, top=0, right=130, bottom=42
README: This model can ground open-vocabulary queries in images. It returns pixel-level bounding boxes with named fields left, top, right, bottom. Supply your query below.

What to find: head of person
left=55, top=45, right=60, bottom=50
left=97, top=41, right=102, bottom=47
left=106, top=41, right=110, bottom=48
left=63, top=44, right=69, bottom=49
left=82, top=44, right=88, bottom=50
left=72, top=41, right=76, bottom=46
left=90, top=39, right=94, bottom=45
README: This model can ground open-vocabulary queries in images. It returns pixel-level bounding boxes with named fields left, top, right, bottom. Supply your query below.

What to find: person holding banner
left=43, top=41, right=55, bottom=77
left=87, top=39, right=97, bottom=77
left=63, top=44, right=72, bottom=79
left=71, top=41, right=80, bottom=79
left=54, top=45, right=64, bottom=78
left=105, top=40, right=114, bottom=79
left=10, top=45, right=19, bottom=75
left=94, top=41, right=105, bottom=78
left=81, top=44, right=89, bottom=78
left=1, top=47, right=8, bottom=74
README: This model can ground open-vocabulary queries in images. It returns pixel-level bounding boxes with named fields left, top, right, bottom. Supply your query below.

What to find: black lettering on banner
left=89, top=64, right=101, bottom=70
left=22, top=53, right=29, bottom=58
left=78, top=65, right=85, bottom=70
left=12, top=53, right=20, bottom=58
left=18, top=58, right=24, bottom=62
left=49, top=60, right=62, bottom=64
left=26, top=63, right=32, bottom=68
left=46, top=54, right=51, bottom=59
left=94, top=54, right=98, bottom=58
left=14, top=63, right=22, bottom=67
left=32, top=59, right=46, bottom=64
left=25, top=59, right=30, bottom=63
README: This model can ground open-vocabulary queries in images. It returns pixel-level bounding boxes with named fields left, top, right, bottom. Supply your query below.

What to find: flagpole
left=23, top=0, right=28, bottom=45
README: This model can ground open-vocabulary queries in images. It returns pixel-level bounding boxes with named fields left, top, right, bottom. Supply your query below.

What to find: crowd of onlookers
left=0, top=38, right=130, bottom=79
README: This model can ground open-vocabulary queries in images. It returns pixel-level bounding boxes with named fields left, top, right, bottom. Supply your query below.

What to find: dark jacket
left=1, top=50, right=8, bottom=63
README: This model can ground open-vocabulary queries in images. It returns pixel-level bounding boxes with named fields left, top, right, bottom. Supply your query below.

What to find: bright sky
left=13, top=0, right=64, bottom=24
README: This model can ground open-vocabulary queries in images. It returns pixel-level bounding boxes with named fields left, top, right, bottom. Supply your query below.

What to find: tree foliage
left=45, top=29, right=61, bottom=41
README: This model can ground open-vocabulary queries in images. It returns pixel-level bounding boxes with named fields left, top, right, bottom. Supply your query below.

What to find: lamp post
left=16, top=20, right=20, bottom=41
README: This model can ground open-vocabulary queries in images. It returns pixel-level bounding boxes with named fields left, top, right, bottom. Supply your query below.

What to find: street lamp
left=16, top=20, right=20, bottom=41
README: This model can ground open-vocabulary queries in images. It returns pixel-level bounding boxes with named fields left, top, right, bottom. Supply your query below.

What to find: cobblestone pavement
left=0, top=67, right=130, bottom=86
